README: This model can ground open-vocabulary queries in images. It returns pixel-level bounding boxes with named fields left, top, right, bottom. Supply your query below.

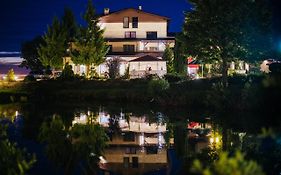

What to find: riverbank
left=0, top=74, right=275, bottom=112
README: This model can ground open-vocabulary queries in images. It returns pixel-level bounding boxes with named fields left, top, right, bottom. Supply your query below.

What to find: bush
left=147, top=79, right=170, bottom=96
left=24, top=75, right=36, bottom=82
left=191, top=151, right=265, bottom=175
left=145, top=73, right=159, bottom=81
left=164, top=73, right=186, bottom=83
left=59, top=64, right=74, bottom=80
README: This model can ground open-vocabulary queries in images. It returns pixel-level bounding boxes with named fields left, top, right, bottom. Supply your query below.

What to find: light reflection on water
left=0, top=104, right=250, bottom=175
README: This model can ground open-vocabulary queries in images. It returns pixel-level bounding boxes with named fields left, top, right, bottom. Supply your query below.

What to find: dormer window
left=123, top=17, right=129, bottom=28
left=132, top=17, right=138, bottom=28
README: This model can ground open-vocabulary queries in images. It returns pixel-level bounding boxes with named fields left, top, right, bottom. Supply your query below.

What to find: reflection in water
left=71, top=109, right=217, bottom=175
left=1, top=104, right=281, bottom=175
left=39, top=115, right=108, bottom=175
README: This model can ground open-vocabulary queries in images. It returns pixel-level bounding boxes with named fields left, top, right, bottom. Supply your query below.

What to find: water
left=0, top=103, right=280, bottom=175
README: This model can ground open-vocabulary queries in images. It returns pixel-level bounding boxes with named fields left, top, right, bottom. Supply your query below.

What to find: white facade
left=99, top=22, right=168, bottom=38
left=67, top=8, right=175, bottom=78
left=129, top=61, right=167, bottom=78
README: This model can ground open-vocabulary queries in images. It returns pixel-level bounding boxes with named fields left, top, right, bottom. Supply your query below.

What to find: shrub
left=24, top=75, right=36, bottom=82
left=106, top=57, right=121, bottom=79
left=147, top=79, right=170, bottom=96
left=145, top=73, right=159, bottom=81
left=192, top=151, right=265, bottom=175
left=59, top=64, right=74, bottom=80
left=164, top=73, right=186, bottom=83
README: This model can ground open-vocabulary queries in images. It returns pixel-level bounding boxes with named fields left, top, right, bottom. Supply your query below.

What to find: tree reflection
left=39, top=115, right=108, bottom=175
left=0, top=123, right=36, bottom=175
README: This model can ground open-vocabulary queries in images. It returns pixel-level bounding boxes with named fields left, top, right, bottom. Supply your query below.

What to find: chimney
left=104, top=8, right=110, bottom=15
left=138, top=6, right=142, bottom=10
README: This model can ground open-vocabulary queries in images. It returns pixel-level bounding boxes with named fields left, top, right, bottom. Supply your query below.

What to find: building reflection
left=71, top=110, right=218, bottom=174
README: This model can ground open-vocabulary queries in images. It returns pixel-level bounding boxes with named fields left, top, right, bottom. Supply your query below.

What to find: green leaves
left=192, top=151, right=265, bottom=175
left=39, top=115, right=108, bottom=174
left=183, top=0, right=273, bottom=62
left=0, top=124, right=36, bottom=175
left=71, top=0, right=108, bottom=77
left=163, top=46, right=174, bottom=73
left=38, top=16, right=67, bottom=69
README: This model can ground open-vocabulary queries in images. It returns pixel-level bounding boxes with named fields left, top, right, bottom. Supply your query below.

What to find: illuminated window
left=125, top=31, right=136, bottom=38
left=123, top=17, right=129, bottom=28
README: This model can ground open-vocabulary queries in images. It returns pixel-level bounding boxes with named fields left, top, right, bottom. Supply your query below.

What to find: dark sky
left=0, top=0, right=192, bottom=52
left=1, top=0, right=281, bottom=53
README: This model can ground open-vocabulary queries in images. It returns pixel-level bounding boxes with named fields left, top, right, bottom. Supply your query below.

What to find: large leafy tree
left=20, top=36, right=45, bottom=73
left=71, top=0, right=108, bottom=77
left=38, top=16, right=67, bottom=70
left=183, top=0, right=273, bottom=87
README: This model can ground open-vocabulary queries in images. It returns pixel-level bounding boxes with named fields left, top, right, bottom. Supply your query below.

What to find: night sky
left=0, top=0, right=191, bottom=52
left=0, top=0, right=281, bottom=53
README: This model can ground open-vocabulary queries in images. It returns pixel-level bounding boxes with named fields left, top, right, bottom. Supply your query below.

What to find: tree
left=71, top=0, right=108, bottom=77
left=39, top=115, right=108, bottom=174
left=6, top=69, right=16, bottom=82
left=61, top=7, right=78, bottom=43
left=106, top=57, right=121, bottom=79
left=183, top=0, right=273, bottom=87
left=163, top=45, right=174, bottom=73
left=60, top=63, right=74, bottom=80
left=192, top=151, right=265, bottom=175
left=38, top=16, right=67, bottom=70
left=0, top=124, right=36, bottom=174
left=20, top=36, right=44, bottom=73
left=174, top=33, right=187, bottom=74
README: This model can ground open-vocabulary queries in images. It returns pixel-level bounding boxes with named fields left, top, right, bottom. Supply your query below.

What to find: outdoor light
left=139, top=133, right=144, bottom=146
left=99, top=156, right=107, bottom=164
left=215, top=137, right=219, bottom=143
left=210, top=137, right=214, bottom=144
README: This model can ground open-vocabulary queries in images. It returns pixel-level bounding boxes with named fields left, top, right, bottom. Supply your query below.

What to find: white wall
left=99, top=22, right=168, bottom=38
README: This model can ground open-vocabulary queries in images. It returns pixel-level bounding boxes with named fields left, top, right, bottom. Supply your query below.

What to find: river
left=0, top=102, right=280, bottom=175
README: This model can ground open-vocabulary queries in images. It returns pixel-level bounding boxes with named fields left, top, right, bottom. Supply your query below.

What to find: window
left=123, top=45, right=135, bottom=53
left=123, top=157, right=129, bottom=168
left=146, top=32, right=157, bottom=39
left=149, top=47, right=158, bottom=51
left=132, top=17, right=138, bottom=28
left=123, top=132, right=135, bottom=141
left=123, top=17, right=129, bottom=28
left=125, top=31, right=136, bottom=38
left=132, top=157, right=139, bottom=168
left=146, top=146, right=158, bottom=154
left=125, top=147, right=137, bottom=154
